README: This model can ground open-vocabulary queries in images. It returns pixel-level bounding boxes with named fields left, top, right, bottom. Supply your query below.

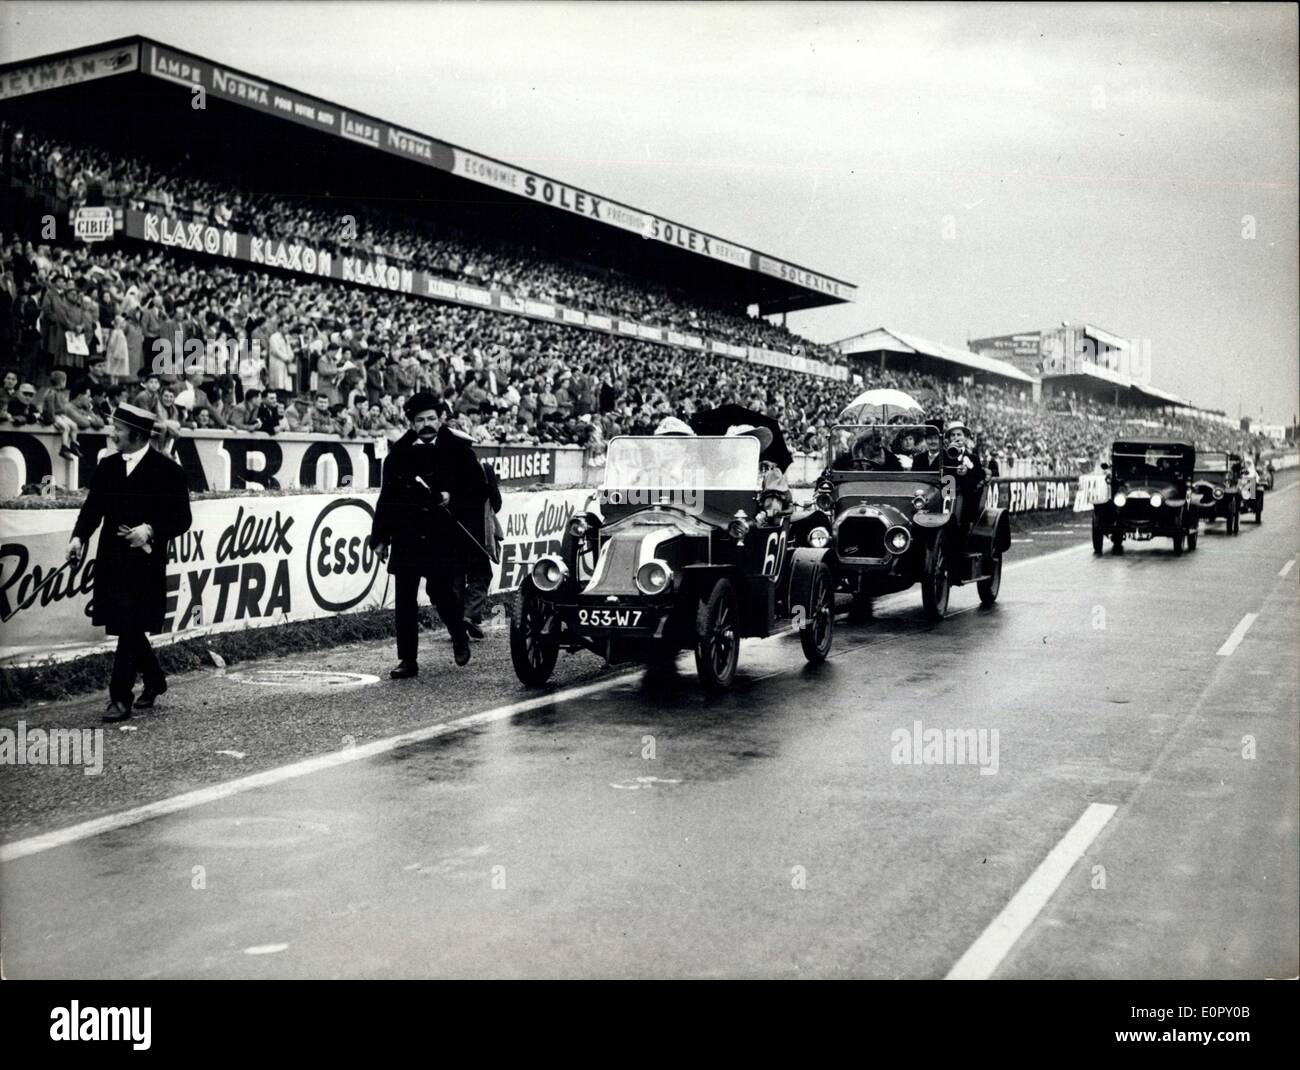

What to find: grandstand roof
left=831, top=326, right=1038, bottom=384
left=0, top=36, right=856, bottom=316
left=1054, top=362, right=1193, bottom=409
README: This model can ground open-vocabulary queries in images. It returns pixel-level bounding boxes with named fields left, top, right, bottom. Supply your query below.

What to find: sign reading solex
left=0, top=487, right=591, bottom=666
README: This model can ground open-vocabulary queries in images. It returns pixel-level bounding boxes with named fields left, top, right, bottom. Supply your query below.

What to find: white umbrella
left=836, top=388, right=923, bottom=424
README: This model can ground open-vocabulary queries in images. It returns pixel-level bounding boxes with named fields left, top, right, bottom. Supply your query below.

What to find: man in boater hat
left=67, top=402, right=193, bottom=722
left=370, top=392, right=489, bottom=677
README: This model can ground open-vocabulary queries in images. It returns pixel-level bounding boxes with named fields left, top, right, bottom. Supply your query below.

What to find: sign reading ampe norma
left=0, top=488, right=591, bottom=666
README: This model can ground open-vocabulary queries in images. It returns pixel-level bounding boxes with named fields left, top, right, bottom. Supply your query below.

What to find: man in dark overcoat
left=67, top=402, right=193, bottom=722
left=369, top=393, right=489, bottom=677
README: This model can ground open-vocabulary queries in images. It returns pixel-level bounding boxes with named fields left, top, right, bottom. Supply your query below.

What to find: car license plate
left=572, top=606, right=650, bottom=630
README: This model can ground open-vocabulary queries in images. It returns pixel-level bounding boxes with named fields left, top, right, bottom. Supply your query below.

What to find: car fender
left=969, top=505, right=1011, bottom=554
left=786, top=547, right=832, bottom=619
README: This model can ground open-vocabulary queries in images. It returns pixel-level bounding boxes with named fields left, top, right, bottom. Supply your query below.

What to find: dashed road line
left=946, top=803, right=1118, bottom=980
left=1216, top=612, right=1258, bottom=657
left=1280, top=559, right=1295, bottom=578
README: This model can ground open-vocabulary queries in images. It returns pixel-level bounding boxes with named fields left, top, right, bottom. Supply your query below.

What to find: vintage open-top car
left=1237, top=453, right=1264, bottom=523
left=797, top=423, right=1010, bottom=622
left=509, top=433, right=835, bottom=691
left=1092, top=439, right=1199, bottom=554
left=1192, top=449, right=1242, bottom=535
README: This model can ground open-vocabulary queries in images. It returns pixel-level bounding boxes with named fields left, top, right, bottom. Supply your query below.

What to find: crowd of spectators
left=0, top=234, right=1272, bottom=479
left=4, top=123, right=840, bottom=364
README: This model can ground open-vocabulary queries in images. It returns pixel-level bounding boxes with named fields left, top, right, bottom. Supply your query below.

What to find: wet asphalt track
left=1, top=484, right=1296, bottom=978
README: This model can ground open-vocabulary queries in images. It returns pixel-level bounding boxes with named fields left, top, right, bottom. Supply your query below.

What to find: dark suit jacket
left=371, top=427, right=489, bottom=576
left=73, top=447, right=192, bottom=635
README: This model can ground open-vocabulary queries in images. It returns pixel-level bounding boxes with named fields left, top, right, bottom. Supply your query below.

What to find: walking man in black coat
left=369, top=393, right=489, bottom=677
left=67, top=402, right=193, bottom=722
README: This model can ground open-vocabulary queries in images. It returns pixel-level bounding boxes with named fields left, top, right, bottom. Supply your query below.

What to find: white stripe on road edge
left=0, top=537, right=1096, bottom=863
left=1216, top=613, right=1258, bottom=657
left=1280, top=559, right=1295, bottom=578
left=946, top=803, right=1117, bottom=980
left=0, top=672, right=637, bottom=863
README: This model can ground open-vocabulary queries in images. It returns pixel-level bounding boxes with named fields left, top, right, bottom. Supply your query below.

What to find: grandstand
left=0, top=37, right=1277, bottom=481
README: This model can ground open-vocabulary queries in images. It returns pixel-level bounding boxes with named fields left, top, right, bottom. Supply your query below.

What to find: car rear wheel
left=1091, top=515, right=1104, bottom=555
left=799, top=562, right=834, bottom=663
left=977, top=551, right=1002, bottom=605
left=510, top=581, right=559, bottom=687
left=694, top=578, right=739, bottom=692
left=921, top=536, right=950, bottom=622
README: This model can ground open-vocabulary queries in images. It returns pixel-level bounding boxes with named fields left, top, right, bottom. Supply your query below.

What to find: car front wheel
left=977, top=551, right=1002, bottom=605
left=510, top=581, right=560, bottom=686
left=1187, top=524, right=1198, bottom=552
left=798, top=562, right=834, bottom=663
left=1091, top=515, right=1105, bottom=555
left=695, top=578, right=740, bottom=692
left=1172, top=529, right=1185, bottom=555
left=1256, top=493, right=1263, bottom=524
left=921, top=536, right=951, bottom=622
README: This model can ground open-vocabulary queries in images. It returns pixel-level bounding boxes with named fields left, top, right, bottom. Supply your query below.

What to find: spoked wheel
left=694, top=578, right=740, bottom=692
left=977, top=551, right=1002, bottom=606
left=921, top=535, right=951, bottom=622
left=799, top=562, right=834, bottom=663
left=1091, top=516, right=1105, bottom=555
left=510, top=581, right=559, bottom=686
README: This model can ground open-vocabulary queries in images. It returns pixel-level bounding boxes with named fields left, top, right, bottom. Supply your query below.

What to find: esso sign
left=307, top=498, right=381, bottom=612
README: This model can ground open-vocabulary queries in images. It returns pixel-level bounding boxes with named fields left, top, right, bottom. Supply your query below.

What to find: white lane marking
left=1280, top=559, right=1295, bottom=578
left=0, top=672, right=637, bottom=863
left=243, top=944, right=289, bottom=956
left=0, top=538, right=1126, bottom=862
left=1216, top=612, right=1258, bottom=657
left=946, top=803, right=1117, bottom=980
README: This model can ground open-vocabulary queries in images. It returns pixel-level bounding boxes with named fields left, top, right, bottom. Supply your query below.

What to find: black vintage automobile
left=798, top=424, right=1010, bottom=623
left=1192, top=450, right=1242, bottom=535
left=509, top=433, right=835, bottom=692
left=1092, top=439, right=1200, bottom=554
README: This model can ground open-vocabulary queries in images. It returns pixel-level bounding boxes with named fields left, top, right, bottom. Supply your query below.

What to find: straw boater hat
left=725, top=423, right=774, bottom=451
left=654, top=416, right=695, bottom=437
left=112, top=402, right=159, bottom=437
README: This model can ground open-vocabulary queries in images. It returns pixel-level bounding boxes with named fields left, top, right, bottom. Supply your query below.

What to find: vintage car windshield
left=1112, top=448, right=1189, bottom=479
left=604, top=436, right=759, bottom=491
left=827, top=424, right=932, bottom=470
left=1197, top=453, right=1229, bottom=472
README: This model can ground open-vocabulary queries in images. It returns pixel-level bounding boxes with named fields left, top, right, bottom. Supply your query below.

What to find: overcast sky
left=3, top=1, right=1296, bottom=423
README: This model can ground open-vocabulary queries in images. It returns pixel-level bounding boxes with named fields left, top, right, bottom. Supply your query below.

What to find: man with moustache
left=370, top=392, right=489, bottom=677
left=66, top=403, right=192, bottom=722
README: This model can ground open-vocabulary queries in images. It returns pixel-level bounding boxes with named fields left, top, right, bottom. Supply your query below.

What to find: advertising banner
left=0, top=486, right=592, bottom=666
left=123, top=210, right=848, bottom=380
left=0, top=43, right=138, bottom=101
left=986, top=477, right=1079, bottom=514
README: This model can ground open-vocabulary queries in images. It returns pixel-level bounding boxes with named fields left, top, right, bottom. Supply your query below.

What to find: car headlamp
left=635, top=559, right=673, bottom=596
left=808, top=526, right=830, bottom=549
left=728, top=512, right=751, bottom=541
left=912, top=494, right=928, bottom=511
left=567, top=516, right=590, bottom=538
left=1113, top=491, right=1128, bottom=507
left=530, top=555, right=568, bottom=592
left=885, top=526, right=912, bottom=554
left=814, top=491, right=833, bottom=512
left=1149, top=492, right=1163, bottom=509
left=1213, top=488, right=1223, bottom=499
